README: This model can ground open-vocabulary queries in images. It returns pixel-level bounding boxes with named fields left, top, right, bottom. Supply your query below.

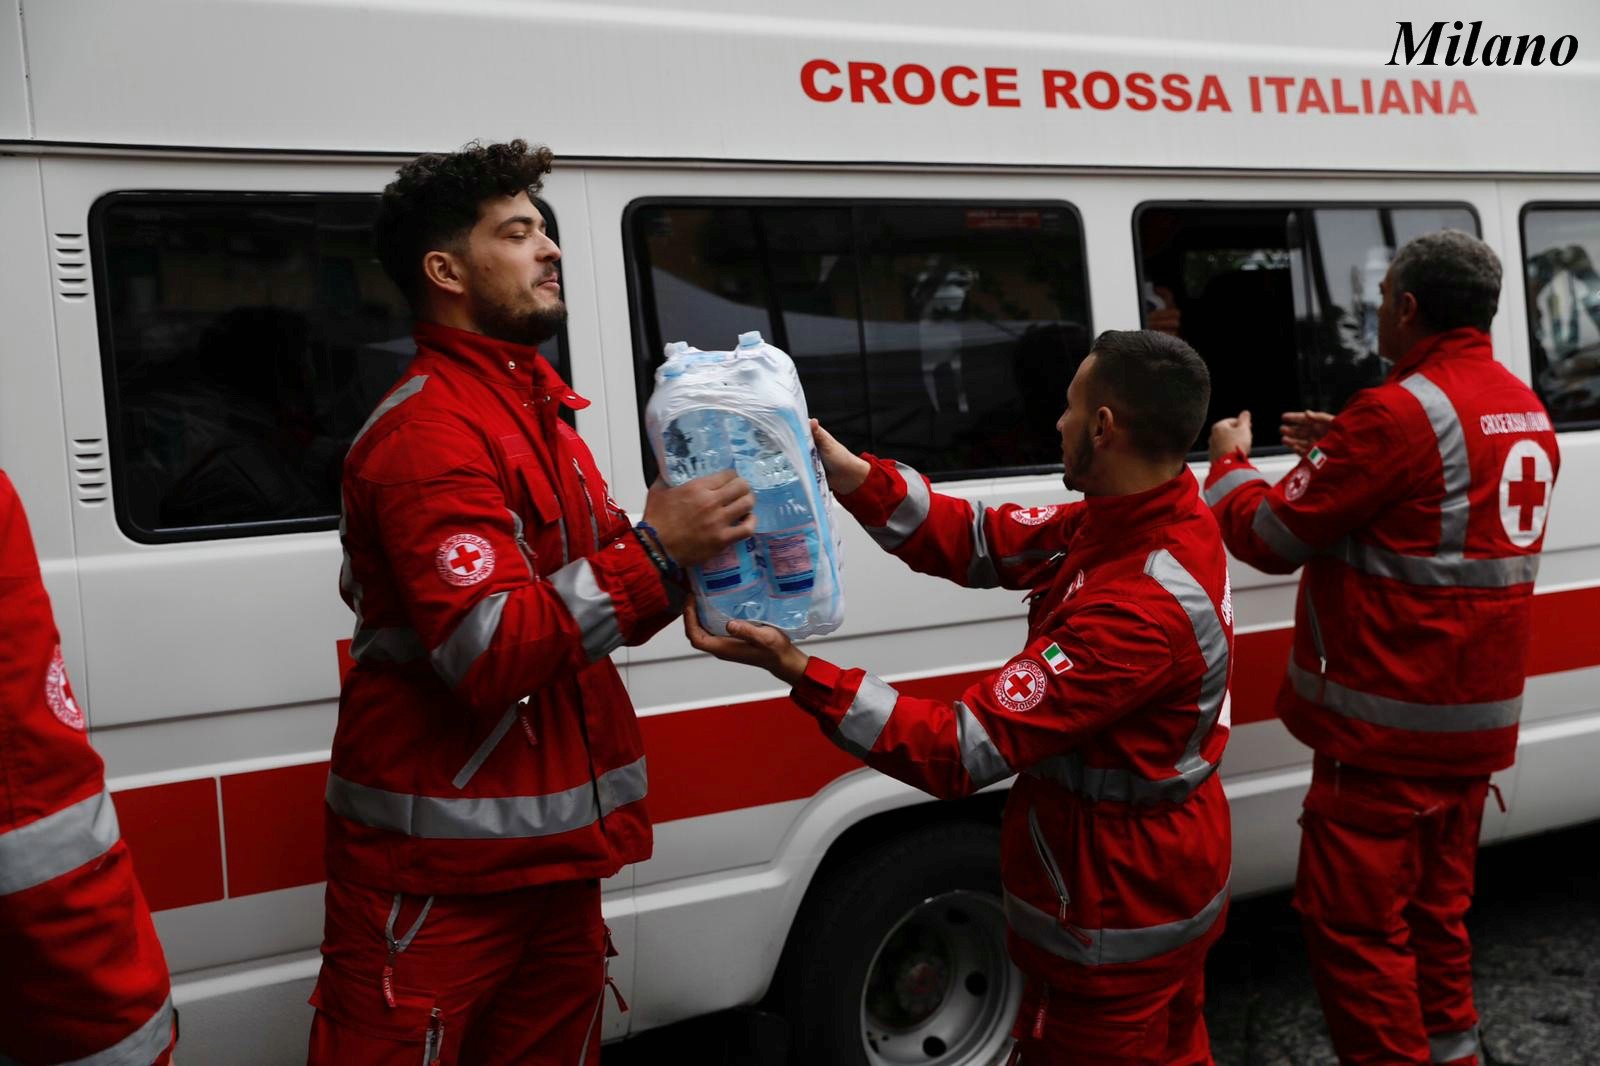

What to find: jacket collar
left=1075, top=467, right=1200, bottom=546
left=1387, top=326, right=1493, bottom=381
left=413, top=320, right=590, bottom=411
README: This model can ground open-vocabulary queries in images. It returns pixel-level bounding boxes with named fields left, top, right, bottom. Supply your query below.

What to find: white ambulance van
left=2, top=2, right=1597, bottom=1062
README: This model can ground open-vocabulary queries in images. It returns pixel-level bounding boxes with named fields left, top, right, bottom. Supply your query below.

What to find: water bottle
left=751, top=431, right=821, bottom=630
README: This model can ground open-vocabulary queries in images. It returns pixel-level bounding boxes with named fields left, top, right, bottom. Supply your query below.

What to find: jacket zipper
left=422, top=1008, right=444, bottom=1064
left=571, top=458, right=600, bottom=552
left=1026, top=806, right=1071, bottom=923
left=1304, top=585, right=1330, bottom=702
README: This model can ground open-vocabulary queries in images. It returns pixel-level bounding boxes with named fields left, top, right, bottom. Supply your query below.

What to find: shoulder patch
left=994, top=660, right=1049, bottom=712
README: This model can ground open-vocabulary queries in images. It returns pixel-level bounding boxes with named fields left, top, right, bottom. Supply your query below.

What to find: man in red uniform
left=689, top=330, right=1233, bottom=1065
left=0, top=471, right=177, bottom=1066
left=308, top=141, right=755, bottom=1063
left=1206, top=230, right=1559, bottom=1066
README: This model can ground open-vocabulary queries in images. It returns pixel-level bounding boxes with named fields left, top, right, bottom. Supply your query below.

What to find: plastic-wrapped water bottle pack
left=645, top=331, right=845, bottom=640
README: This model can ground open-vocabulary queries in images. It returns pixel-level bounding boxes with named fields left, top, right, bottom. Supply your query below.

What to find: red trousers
left=308, top=876, right=615, bottom=1066
left=1294, top=755, right=1488, bottom=1066
left=1008, top=966, right=1211, bottom=1065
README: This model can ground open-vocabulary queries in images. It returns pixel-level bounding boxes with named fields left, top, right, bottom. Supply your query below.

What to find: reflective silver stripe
left=954, top=700, right=1013, bottom=788
left=326, top=756, right=648, bottom=840
left=452, top=704, right=521, bottom=789
left=1251, top=498, right=1314, bottom=565
left=350, top=625, right=426, bottom=665
left=1146, top=549, right=1230, bottom=784
left=833, top=674, right=899, bottom=758
left=1003, top=879, right=1229, bottom=967
left=965, top=500, right=1002, bottom=589
left=432, top=591, right=510, bottom=687
left=549, top=558, right=622, bottom=662
left=864, top=463, right=931, bottom=551
left=1204, top=467, right=1268, bottom=507
left=350, top=374, right=428, bottom=450
left=998, top=548, right=1057, bottom=570
left=1336, top=538, right=1541, bottom=589
left=1028, top=750, right=1216, bottom=805
left=1288, top=659, right=1522, bottom=732
left=47, top=995, right=175, bottom=1066
left=0, top=788, right=121, bottom=896
left=1429, top=1026, right=1479, bottom=1063
left=1401, top=373, right=1471, bottom=557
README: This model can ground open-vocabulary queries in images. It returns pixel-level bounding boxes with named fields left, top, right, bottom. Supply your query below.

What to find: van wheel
left=781, top=820, right=1021, bottom=1066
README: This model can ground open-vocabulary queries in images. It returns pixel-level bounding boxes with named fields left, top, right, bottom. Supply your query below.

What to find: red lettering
left=1161, top=73, right=1193, bottom=111
left=1264, top=76, right=1294, bottom=113
left=1363, top=78, right=1374, bottom=113
left=1448, top=80, right=1477, bottom=114
left=848, top=62, right=891, bottom=104
left=1083, top=71, right=1120, bottom=110
left=942, top=66, right=980, bottom=106
left=1126, top=72, right=1157, bottom=111
left=1411, top=79, right=1442, bottom=114
left=893, top=63, right=936, bottom=105
left=1197, top=75, right=1231, bottom=112
left=986, top=67, right=1021, bottom=107
left=1296, top=78, right=1329, bottom=114
left=1331, top=79, right=1360, bottom=114
left=1042, top=69, right=1080, bottom=109
left=1249, top=75, right=1262, bottom=112
left=1379, top=78, right=1409, bottom=114
left=801, top=59, right=842, bottom=103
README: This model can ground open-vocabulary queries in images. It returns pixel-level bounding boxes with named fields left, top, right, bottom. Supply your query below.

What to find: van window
left=1522, top=205, right=1600, bottom=429
left=627, top=201, right=1091, bottom=480
left=92, top=193, right=567, bottom=542
left=1135, top=203, right=1477, bottom=454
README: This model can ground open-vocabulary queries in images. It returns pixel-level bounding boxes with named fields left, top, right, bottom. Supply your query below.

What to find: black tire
left=779, top=819, right=1020, bottom=1066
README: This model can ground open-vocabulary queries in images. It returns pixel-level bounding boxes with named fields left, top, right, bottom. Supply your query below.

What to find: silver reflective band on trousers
left=1287, top=659, right=1522, bottom=732
left=0, top=788, right=121, bottom=896
left=1004, top=879, right=1229, bottom=966
left=325, top=756, right=648, bottom=839
left=3, top=995, right=178, bottom=1066
left=1428, top=1026, right=1479, bottom=1063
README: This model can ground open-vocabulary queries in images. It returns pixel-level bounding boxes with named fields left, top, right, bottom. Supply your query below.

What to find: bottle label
left=768, top=534, right=815, bottom=593
left=702, top=546, right=746, bottom=591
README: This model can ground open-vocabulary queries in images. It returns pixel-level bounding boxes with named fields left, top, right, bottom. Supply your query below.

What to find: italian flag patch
left=1041, top=642, right=1073, bottom=675
left=1308, top=446, right=1328, bottom=468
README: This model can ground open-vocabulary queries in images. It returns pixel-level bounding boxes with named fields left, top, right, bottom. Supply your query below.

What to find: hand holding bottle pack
left=645, top=332, right=845, bottom=639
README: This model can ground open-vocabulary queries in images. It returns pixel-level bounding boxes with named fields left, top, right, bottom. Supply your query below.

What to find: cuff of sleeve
left=791, top=655, right=850, bottom=728
left=599, top=534, right=686, bottom=635
left=1204, top=450, right=1254, bottom=487
left=837, top=454, right=905, bottom=526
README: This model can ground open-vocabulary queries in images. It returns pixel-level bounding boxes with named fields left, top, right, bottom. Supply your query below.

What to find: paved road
left=608, top=819, right=1600, bottom=1065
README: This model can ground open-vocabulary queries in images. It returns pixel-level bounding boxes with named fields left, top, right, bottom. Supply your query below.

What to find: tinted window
left=93, top=193, right=567, bottom=541
left=1136, top=203, right=1477, bottom=453
left=628, top=201, right=1091, bottom=480
left=1522, top=205, right=1600, bottom=428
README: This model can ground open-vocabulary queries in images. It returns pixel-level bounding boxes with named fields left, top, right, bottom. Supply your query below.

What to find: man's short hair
left=1085, top=330, right=1211, bottom=458
left=374, top=139, right=555, bottom=310
left=1389, top=229, right=1502, bottom=334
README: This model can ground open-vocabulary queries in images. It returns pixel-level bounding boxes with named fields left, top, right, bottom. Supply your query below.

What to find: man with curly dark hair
left=308, top=140, right=755, bottom=1064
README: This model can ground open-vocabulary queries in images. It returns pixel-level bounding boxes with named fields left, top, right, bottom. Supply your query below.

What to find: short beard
left=476, top=298, right=568, bottom=348
left=1061, top=428, right=1094, bottom=492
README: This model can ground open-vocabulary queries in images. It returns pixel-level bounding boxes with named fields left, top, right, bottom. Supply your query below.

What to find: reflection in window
left=94, top=194, right=566, bottom=541
left=1523, top=207, right=1600, bottom=428
left=629, top=202, right=1090, bottom=480
left=1137, top=204, right=1476, bottom=452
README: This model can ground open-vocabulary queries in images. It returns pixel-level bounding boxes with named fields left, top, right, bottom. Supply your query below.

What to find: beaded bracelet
left=633, top=522, right=683, bottom=581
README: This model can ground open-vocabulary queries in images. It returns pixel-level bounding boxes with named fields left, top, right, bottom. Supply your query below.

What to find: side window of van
left=92, top=193, right=567, bottom=543
left=1522, top=205, right=1600, bottom=430
left=1134, top=203, right=1477, bottom=454
left=627, top=201, right=1091, bottom=480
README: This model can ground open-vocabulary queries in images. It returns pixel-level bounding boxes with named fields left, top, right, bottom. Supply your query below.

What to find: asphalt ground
left=607, top=818, right=1600, bottom=1065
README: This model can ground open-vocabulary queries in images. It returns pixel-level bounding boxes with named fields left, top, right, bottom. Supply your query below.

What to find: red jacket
left=1206, top=328, right=1559, bottom=777
left=792, top=459, right=1233, bottom=993
left=0, top=471, right=175, bottom=1066
left=329, top=322, right=683, bottom=896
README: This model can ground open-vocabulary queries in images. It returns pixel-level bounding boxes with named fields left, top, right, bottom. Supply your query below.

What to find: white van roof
left=5, top=0, right=1599, bottom=173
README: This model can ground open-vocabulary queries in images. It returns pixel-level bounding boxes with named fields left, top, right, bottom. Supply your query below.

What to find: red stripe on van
left=112, top=779, right=225, bottom=911
left=221, top=762, right=330, bottom=898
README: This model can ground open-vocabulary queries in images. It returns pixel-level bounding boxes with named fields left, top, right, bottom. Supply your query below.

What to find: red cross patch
left=436, top=533, right=496, bottom=587
left=1498, top=440, right=1553, bottom=547
left=45, top=645, right=85, bottom=731
left=1011, top=505, right=1060, bottom=527
left=993, top=659, right=1048, bottom=712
